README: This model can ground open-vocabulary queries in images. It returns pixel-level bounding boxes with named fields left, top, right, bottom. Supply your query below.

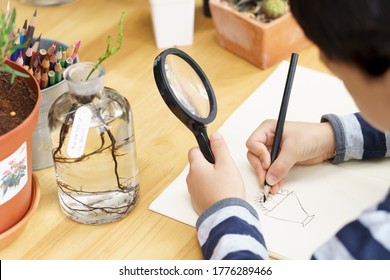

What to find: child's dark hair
left=289, top=0, right=390, bottom=77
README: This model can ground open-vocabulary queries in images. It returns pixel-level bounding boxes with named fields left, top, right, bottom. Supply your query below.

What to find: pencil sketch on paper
left=255, top=189, right=315, bottom=227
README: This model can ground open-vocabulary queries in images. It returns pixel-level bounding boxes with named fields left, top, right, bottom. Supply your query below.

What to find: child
left=186, top=0, right=390, bottom=259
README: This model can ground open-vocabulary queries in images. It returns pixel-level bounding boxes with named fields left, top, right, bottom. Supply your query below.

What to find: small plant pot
left=149, top=0, right=195, bottom=49
left=209, top=0, right=311, bottom=69
left=32, top=38, right=79, bottom=170
left=0, top=60, right=41, bottom=234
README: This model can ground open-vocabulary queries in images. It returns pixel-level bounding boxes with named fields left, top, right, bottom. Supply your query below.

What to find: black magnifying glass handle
left=153, top=48, right=217, bottom=164
left=194, top=127, right=215, bottom=164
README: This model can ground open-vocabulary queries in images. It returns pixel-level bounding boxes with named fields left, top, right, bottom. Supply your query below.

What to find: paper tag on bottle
left=67, top=106, right=92, bottom=158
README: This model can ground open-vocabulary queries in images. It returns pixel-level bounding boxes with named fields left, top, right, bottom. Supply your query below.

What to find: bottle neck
left=63, top=62, right=106, bottom=104
left=70, top=91, right=104, bottom=105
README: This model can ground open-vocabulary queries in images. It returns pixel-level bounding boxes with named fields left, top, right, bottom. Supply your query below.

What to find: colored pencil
left=23, top=9, right=37, bottom=58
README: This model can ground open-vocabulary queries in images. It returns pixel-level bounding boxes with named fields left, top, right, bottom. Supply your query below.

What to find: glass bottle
left=48, top=62, right=139, bottom=224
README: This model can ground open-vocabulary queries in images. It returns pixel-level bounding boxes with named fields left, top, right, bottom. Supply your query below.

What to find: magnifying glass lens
left=154, top=48, right=217, bottom=163
left=165, top=55, right=210, bottom=119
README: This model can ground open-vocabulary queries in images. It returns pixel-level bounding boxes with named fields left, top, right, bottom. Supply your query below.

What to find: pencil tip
left=263, top=194, right=267, bottom=203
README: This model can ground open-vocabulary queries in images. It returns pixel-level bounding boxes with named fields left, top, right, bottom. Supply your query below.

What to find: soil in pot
left=0, top=73, right=38, bottom=136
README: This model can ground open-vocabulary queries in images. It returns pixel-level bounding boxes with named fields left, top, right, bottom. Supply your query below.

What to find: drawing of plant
left=256, top=188, right=315, bottom=227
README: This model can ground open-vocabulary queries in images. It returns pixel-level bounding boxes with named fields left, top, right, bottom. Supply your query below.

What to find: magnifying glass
left=153, top=48, right=217, bottom=163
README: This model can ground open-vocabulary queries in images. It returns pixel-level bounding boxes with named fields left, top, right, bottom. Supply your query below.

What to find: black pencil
left=23, top=9, right=37, bottom=59
left=263, top=53, right=299, bottom=202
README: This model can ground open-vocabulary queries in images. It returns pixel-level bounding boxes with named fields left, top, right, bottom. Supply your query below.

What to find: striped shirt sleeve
left=196, top=198, right=268, bottom=260
left=321, top=112, right=390, bottom=163
left=196, top=193, right=390, bottom=260
left=313, top=112, right=390, bottom=259
left=312, top=190, right=390, bottom=259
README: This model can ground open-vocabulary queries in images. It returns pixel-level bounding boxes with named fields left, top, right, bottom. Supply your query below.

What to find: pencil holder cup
left=149, top=0, right=195, bottom=48
left=32, top=38, right=79, bottom=170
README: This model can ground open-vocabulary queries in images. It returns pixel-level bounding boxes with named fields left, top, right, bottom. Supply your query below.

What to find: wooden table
left=0, top=0, right=331, bottom=259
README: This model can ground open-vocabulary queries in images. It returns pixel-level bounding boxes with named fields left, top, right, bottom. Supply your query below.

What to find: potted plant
left=209, top=0, right=311, bottom=69
left=0, top=7, right=41, bottom=248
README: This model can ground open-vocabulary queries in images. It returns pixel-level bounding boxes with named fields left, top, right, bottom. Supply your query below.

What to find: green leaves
left=0, top=8, right=17, bottom=59
left=231, top=0, right=288, bottom=20
left=0, top=64, right=29, bottom=84
left=1, top=164, right=26, bottom=188
left=86, top=12, right=126, bottom=80
left=0, top=8, right=29, bottom=84
left=263, top=0, right=288, bottom=18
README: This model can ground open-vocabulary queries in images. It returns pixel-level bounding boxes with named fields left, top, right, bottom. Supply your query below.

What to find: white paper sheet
left=149, top=61, right=390, bottom=259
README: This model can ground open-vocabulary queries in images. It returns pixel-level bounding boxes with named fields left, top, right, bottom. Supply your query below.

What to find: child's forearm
left=322, top=112, right=390, bottom=163
left=196, top=197, right=268, bottom=260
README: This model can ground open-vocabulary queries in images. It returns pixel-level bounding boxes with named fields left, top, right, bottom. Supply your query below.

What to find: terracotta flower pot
left=209, top=0, right=311, bottom=69
left=0, top=60, right=41, bottom=234
left=0, top=174, right=40, bottom=250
